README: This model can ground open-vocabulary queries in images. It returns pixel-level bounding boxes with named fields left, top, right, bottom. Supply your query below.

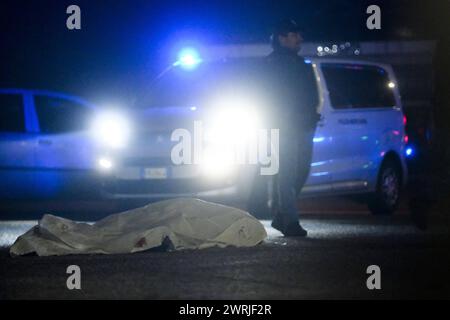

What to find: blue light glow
left=311, top=161, right=327, bottom=167
left=173, top=48, right=202, bottom=70
left=311, top=172, right=329, bottom=177
left=406, top=147, right=414, bottom=157
left=313, top=137, right=325, bottom=143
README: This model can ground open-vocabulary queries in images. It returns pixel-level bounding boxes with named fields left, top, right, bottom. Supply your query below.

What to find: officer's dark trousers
left=275, top=127, right=316, bottom=224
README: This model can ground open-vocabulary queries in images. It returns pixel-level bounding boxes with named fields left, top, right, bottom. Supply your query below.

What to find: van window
left=322, top=63, right=396, bottom=109
left=0, top=94, right=25, bottom=132
left=34, top=96, right=92, bottom=133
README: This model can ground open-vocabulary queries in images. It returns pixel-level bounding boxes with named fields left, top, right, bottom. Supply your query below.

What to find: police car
left=0, top=89, right=99, bottom=199
left=96, top=56, right=408, bottom=216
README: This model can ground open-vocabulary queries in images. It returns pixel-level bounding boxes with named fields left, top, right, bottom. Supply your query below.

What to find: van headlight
left=201, top=96, right=262, bottom=178
left=206, top=96, right=261, bottom=145
left=200, top=146, right=235, bottom=178
left=91, top=111, right=131, bottom=149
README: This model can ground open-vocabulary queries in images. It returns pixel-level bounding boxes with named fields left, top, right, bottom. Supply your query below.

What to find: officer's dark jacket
left=264, top=47, right=320, bottom=131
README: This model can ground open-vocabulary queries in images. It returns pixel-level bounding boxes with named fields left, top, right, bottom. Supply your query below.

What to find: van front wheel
left=368, top=160, right=401, bottom=215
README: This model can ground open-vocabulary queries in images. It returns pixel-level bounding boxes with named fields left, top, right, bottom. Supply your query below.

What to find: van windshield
left=137, top=58, right=266, bottom=108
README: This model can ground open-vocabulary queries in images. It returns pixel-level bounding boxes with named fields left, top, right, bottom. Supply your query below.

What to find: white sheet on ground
left=10, top=198, right=267, bottom=256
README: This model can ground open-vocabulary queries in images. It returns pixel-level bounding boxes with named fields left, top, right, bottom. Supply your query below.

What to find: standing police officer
left=265, top=19, right=320, bottom=236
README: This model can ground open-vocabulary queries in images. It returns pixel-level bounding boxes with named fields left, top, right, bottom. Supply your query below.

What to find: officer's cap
left=272, top=19, right=301, bottom=37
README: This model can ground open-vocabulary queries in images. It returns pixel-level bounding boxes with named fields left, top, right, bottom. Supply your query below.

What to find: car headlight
left=91, top=111, right=131, bottom=149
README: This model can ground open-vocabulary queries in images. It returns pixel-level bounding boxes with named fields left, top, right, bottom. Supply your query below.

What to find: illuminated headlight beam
left=98, top=157, right=113, bottom=170
left=91, top=111, right=131, bottom=149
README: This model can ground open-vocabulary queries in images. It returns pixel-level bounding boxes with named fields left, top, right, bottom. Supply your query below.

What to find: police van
left=296, top=58, right=408, bottom=215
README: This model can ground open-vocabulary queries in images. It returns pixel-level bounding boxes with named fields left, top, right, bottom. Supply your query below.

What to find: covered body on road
left=10, top=198, right=267, bottom=256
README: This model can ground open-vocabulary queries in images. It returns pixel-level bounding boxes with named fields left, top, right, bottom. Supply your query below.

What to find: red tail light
left=404, top=135, right=409, bottom=144
left=403, top=115, right=407, bottom=126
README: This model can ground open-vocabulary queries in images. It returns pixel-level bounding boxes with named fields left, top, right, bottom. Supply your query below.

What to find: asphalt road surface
left=1, top=197, right=450, bottom=299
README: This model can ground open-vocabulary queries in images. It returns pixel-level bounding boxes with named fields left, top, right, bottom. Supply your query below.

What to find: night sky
left=0, top=0, right=448, bottom=105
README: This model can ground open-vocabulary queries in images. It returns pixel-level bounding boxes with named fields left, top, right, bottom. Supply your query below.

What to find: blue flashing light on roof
left=173, top=48, right=202, bottom=70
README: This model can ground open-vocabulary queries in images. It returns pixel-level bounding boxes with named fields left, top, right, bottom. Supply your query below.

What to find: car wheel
left=368, top=159, right=401, bottom=215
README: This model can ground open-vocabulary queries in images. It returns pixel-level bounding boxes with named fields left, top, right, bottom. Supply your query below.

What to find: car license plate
left=143, top=167, right=167, bottom=179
